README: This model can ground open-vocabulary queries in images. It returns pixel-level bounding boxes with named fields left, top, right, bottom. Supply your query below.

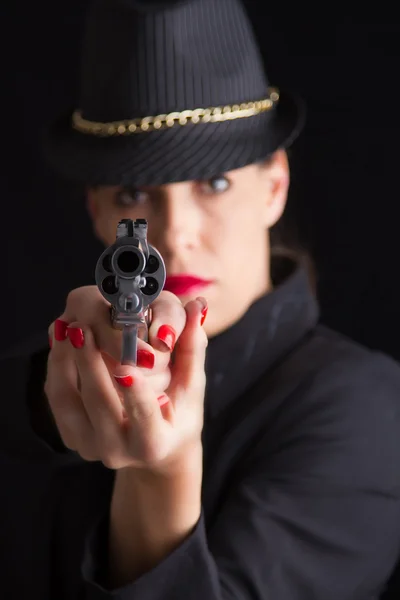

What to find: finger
left=59, top=287, right=163, bottom=367
left=66, top=323, right=128, bottom=460
left=58, top=287, right=124, bottom=361
left=113, top=365, right=171, bottom=396
left=113, top=365, right=166, bottom=461
left=45, top=327, right=95, bottom=454
left=60, top=289, right=122, bottom=360
left=101, top=348, right=169, bottom=383
left=170, top=297, right=208, bottom=397
left=49, top=317, right=70, bottom=343
left=148, top=291, right=187, bottom=354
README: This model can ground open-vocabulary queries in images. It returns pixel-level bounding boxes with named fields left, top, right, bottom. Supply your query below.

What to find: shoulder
left=272, top=326, right=400, bottom=489
left=268, top=324, right=400, bottom=430
left=302, top=325, right=400, bottom=406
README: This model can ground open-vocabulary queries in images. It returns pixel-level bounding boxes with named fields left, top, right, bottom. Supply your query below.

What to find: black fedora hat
left=45, top=0, right=305, bottom=187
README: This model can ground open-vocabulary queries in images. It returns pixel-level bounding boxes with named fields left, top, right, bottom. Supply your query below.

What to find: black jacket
left=1, top=259, right=400, bottom=599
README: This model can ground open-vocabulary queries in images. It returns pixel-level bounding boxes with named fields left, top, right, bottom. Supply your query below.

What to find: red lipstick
left=164, top=275, right=213, bottom=296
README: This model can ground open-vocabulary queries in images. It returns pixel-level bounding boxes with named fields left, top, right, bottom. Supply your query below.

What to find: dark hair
left=262, top=152, right=317, bottom=293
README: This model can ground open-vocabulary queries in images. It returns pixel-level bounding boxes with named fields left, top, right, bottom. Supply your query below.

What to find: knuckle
left=145, top=444, right=169, bottom=465
left=160, top=290, right=183, bottom=306
left=95, top=436, right=124, bottom=470
left=163, top=369, right=172, bottom=390
left=65, top=286, right=105, bottom=321
left=65, top=288, right=81, bottom=308
left=61, top=437, right=78, bottom=452
left=47, top=348, right=70, bottom=368
left=129, top=402, right=157, bottom=423
left=79, top=450, right=99, bottom=462
left=152, top=368, right=172, bottom=391
left=101, top=454, right=125, bottom=470
left=153, top=292, right=185, bottom=322
left=131, top=438, right=166, bottom=465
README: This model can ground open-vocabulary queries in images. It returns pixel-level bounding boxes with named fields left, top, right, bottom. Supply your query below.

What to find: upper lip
left=165, top=274, right=213, bottom=284
left=164, top=274, right=214, bottom=292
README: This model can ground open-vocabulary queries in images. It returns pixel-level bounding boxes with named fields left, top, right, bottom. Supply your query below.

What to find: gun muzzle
left=95, top=218, right=166, bottom=365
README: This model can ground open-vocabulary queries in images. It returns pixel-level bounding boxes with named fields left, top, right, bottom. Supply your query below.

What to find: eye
left=199, top=175, right=230, bottom=195
left=115, top=187, right=149, bottom=207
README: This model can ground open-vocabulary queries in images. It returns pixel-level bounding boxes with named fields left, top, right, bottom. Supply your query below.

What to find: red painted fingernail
left=114, top=375, right=134, bottom=388
left=196, top=297, right=208, bottom=326
left=67, top=327, right=85, bottom=349
left=157, top=325, right=176, bottom=352
left=137, top=349, right=155, bottom=369
left=48, top=336, right=53, bottom=349
left=54, top=319, right=68, bottom=341
left=157, top=394, right=169, bottom=407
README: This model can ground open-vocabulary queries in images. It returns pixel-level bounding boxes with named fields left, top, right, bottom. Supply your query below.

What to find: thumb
left=170, top=297, right=208, bottom=395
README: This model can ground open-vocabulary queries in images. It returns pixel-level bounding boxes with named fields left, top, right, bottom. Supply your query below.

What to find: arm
left=82, top=355, right=400, bottom=600
left=107, top=445, right=203, bottom=586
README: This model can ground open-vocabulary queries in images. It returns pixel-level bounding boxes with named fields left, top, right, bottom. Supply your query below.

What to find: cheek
left=213, top=206, right=266, bottom=258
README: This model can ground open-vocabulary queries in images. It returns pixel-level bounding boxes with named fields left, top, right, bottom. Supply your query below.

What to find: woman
left=2, top=0, right=400, bottom=598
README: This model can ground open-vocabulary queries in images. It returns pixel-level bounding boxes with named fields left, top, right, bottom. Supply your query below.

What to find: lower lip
left=164, top=278, right=213, bottom=296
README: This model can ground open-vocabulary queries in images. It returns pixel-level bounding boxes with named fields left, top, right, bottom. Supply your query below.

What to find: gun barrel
left=112, top=245, right=145, bottom=279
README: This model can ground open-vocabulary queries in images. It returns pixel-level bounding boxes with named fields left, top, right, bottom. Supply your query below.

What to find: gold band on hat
left=71, top=88, right=279, bottom=137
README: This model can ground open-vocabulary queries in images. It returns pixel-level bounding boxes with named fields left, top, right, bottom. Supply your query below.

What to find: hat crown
left=79, top=0, right=269, bottom=122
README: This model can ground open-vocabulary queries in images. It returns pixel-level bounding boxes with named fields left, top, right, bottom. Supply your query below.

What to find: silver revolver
left=95, top=219, right=166, bottom=365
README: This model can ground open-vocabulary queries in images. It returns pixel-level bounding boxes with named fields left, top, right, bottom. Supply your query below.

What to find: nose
left=151, top=183, right=200, bottom=258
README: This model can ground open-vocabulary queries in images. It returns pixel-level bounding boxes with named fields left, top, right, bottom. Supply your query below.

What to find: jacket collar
left=204, top=255, right=319, bottom=421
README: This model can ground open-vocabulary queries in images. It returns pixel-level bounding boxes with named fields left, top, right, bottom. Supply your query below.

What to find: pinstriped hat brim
left=44, top=90, right=304, bottom=187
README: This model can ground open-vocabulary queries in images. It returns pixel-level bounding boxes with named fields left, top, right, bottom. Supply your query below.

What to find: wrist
left=115, top=442, right=203, bottom=517
left=113, top=442, right=202, bottom=515
left=108, top=444, right=203, bottom=584
left=133, top=441, right=203, bottom=480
